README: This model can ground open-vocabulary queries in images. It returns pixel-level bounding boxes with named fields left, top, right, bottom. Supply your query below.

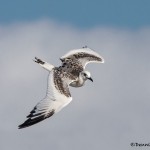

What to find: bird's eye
left=83, top=73, right=87, bottom=76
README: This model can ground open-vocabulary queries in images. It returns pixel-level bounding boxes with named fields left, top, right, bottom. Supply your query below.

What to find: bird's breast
left=69, top=79, right=85, bottom=87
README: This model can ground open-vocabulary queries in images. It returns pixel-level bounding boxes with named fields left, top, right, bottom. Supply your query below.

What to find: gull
left=18, top=47, right=104, bottom=129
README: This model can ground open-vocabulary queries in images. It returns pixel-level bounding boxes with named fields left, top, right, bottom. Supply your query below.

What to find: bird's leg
left=34, top=57, right=54, bottom=71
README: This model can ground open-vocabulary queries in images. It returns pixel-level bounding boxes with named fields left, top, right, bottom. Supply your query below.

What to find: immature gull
left=18, top=47, right=104, bottom=129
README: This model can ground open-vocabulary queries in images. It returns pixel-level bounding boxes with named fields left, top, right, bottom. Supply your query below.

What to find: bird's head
left=80, top=71, right=93, bottom=82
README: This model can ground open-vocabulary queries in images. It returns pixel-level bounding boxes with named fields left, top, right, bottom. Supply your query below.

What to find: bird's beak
left=88, top=77, right=93, bottom=82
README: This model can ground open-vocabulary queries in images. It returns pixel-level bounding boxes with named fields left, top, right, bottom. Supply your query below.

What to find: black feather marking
left=34, top=57, right=45, bottom=65
left=27, top=112, right=44, bottom=118
left=18, top=109, right=55, bottom=129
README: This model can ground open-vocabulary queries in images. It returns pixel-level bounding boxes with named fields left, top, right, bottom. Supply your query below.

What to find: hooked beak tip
left=88, top=77, right=93, bottom=82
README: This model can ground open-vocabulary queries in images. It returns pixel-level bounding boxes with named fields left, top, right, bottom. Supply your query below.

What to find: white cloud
left=1, top=19, right=150, bottom=150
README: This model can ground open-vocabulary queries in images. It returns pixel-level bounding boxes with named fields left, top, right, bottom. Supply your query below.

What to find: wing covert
left=18, top=69, right=73, bottom=129
left=60, top=47, right=104, bottom=69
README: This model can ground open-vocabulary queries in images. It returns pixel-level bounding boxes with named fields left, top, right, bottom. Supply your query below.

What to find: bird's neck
left=78, top=74, right=86, bottom=85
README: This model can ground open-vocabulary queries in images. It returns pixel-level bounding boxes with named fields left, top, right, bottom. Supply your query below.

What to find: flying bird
left=18, top=47, right=104, bottom=129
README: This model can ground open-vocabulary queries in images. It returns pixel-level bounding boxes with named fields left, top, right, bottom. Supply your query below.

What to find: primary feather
left=18, top=47, right=104, bottom=129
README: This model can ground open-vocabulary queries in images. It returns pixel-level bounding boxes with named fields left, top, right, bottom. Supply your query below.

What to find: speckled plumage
left=18, top=47, right=104, bottom=129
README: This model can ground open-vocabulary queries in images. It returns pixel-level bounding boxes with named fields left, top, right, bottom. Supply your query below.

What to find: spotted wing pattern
left=18, top=68, right=74, bottom=129
left=60, top=47, right=104, bottom=70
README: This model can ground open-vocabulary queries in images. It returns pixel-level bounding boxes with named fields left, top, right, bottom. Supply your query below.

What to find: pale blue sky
left=0, top=0, right=150, bottom=28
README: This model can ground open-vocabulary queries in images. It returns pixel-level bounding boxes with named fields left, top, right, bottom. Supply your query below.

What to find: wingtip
left=99, top=56, right=105, bottom=63
left=18, top=121, right=33, bottom=129
left=18, top=109, right=55, bottom=129
left=101, top=59, right=105, bottom=63
left=18, top=121, right=30, bottom=129
left=18, top=124, right=25, bottom=129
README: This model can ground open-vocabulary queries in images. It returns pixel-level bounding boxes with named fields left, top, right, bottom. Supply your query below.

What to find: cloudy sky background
left=1, top=0, right=150, bottom=150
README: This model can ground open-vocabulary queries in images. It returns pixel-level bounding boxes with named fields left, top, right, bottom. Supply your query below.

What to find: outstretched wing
left=60, top=47, right=104, bottom=69
left=18, top=68, right=73, bottom=129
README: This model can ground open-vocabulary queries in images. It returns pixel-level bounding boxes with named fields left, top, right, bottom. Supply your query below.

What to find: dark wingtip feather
left=18, top=110, right=55, bottom=129
left=18, top=116, right=45, bottom=129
